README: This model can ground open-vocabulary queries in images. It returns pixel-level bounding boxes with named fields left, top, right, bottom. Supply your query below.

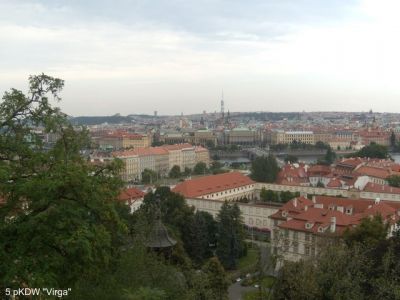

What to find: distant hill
left=70, top=114, right=153, bottom=125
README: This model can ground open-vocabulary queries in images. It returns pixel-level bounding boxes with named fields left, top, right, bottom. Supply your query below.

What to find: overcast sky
left=1, top=0, right=400, bottom=116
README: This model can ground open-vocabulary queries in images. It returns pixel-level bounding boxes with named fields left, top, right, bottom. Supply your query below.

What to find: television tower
left=220, top=90, right=225, bottom=119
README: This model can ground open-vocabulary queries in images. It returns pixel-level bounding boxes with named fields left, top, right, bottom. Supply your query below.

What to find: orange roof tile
left=118, top=188, right=146, bottom=201
left=172, top=172, right=255, bottom=198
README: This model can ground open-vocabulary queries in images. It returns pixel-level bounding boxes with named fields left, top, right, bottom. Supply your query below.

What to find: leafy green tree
left=216, top=202, right=245, bottom=270
left=388, top=175, right=400, bottom=188
left=250, top=155, right=279, bottom=183
left=169, top=165, right=181, bottom=178
left=355, top=142, right=389, bottom=159
left=141, top=168, right=158, bottom=184
left=185, top=211, right=217, bottom=264
left=0, top=75, right=126, bottom=289
left=183, top=167, right=192, bottom=176
left=202, top=257, right=230, bottom=300
left=390, top=131, right=397, bottom=148
left=344, top=215, right=388, bottom=247
left=193, top=161, right=208, bottom=175
left=324, top=146, right=337, bottom=164
left=260, top=188, right=278, bottom=202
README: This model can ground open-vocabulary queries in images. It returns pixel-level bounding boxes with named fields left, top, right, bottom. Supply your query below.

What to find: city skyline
left=1, top=0, right=400, bottom=115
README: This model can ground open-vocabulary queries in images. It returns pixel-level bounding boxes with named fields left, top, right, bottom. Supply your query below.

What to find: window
left=293, top=231, right=298, bottom=240
left=284, top=229, right=289, bottom=238
left=305, top=245, right=310, bottom=256
left=305, top=233, right=311, bottom=242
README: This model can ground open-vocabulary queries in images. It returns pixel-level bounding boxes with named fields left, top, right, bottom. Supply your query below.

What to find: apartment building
left=269, top=196, right=400, bottom=264
left=195, top=146, right=210, bottom=166
left=96, top=131, right=150, bottom=150
left=112, top=143, right=209, bottom=181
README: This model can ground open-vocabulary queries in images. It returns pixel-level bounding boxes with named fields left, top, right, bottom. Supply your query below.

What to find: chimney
left=330, top=216, right=336, bottom=233
left=304, top=205, right=308, bottom=211
left=312, top=195, right=316, bottom=203
left=293, top=198, right=297, bottom=207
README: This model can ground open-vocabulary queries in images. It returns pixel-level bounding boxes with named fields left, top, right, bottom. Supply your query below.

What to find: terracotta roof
left=363, top=182, right=400, bottom=194
left=172, top=172, right=255, bottom=198
left=326, top=178, right=342, bottom=188
left=118, top=188, right=146, bottom=201
left=308, top=165, right=331, bottom=175
left=273, top=195, right=400, bottom=236
left=355, top=166, right=392, bottom=179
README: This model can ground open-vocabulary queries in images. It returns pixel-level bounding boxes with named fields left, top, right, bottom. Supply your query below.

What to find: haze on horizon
left=1, top=0, right=400, bottom=116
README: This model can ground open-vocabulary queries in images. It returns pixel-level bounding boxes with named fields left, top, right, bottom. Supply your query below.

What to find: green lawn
left=238, top=248, right=259, bottom=270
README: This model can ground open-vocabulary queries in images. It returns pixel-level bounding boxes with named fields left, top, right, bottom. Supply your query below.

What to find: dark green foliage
left=216, top=202, right=246, bottom=270
left=390, top=131, right=396, bottom=148
left=259, top=188, right=299, bottom=203
left=169, top=165, right=181, bottom=178
left=344, top=215, right=388, bottom=247
left=316, top=181, right=325, bottom=188
left=193, top=162, right=208, bottom=175
left=0, top=75, right=126, bottom=288
left=354, top=142, right=389, bottom=159
left=142, top=188, right=217, bottom=265
left=202, top=257, right=230, bottom=300
left=141, top=168, right=158, bottom=184
left=250, top=155, right=279, bottom=183
left=183, top=167, right=192, bottom=176
left=388, top=175, right=400, bottom=188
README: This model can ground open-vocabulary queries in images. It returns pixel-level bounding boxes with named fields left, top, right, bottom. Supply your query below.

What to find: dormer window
left=305, top=222, right=314, bottom=229
left=318, top=226, right=325, bottom=233
left=282, top=211, right=288, bottom=218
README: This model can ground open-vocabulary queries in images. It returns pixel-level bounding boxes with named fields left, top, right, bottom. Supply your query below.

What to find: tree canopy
left=354, top=142, right=389, bottom=159
left=0, top=75, right=126, bottom=288
left=250, top=155, right=280, bottom=183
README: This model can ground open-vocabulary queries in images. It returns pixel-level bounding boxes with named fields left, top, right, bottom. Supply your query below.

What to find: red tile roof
left=355, top=166, right=392, bottom=179
left=118, top=188, right=146, bottom=201
left=363, top=182, right=400, bottom=194
left=326, top=178, right=342, bottom=188
left=272, top=195, right=400, bottom=235
left=172, top=172, right=255, bottom=198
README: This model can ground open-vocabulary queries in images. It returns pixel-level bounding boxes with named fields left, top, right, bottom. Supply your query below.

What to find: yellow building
left=97, top=131, right=150, bottom=150
left=272, top=131, right=315, bottom=145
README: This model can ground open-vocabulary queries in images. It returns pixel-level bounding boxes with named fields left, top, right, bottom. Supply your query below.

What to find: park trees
left=193, top=161, right=208, bottom=175
left=354, top=142, right=389, bottom=159
left=169, top=164, right=181, bottom=178
left=216, top=202, right=246, bottom=270
left=250, top=154, right=280, bottom=183
left=141, top=168, right=158, bottom=184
